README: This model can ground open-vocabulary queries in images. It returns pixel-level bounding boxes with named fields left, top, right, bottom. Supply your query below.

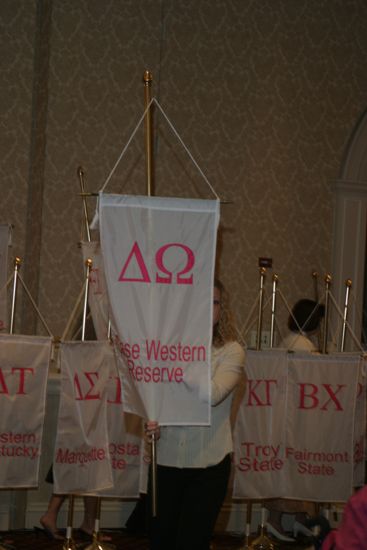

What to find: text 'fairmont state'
left=236, top=441, right=350, bottom=476
left=114, top=335, right=206, bottom=384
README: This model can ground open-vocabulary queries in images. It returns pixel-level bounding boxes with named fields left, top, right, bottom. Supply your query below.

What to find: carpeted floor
left=0, top=528, right=316, bottom=550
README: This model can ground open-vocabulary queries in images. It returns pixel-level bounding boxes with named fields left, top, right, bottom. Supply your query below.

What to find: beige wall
left=1, top=0, right=367, bottom=341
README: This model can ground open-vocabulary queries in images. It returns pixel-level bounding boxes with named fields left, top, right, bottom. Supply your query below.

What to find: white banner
left=99, top=194, right=220, bottom=424
left=81, top=241, right=110, bottom=340
left=0, top=225, right=10, bottom=332
left=91, top=366, right=146, bottom=498
left=53, top=341, right=113, bottom=494
left=0, top=334, right=51, bottom=488
left=233, top=350, right=289, bottom=499
left=233, top=351, right=363, bottom=502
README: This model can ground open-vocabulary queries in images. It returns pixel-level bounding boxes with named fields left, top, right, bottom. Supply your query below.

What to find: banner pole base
left=80, top=532, right=116, bottom=550
left=62, top=537, right=77, bottom=550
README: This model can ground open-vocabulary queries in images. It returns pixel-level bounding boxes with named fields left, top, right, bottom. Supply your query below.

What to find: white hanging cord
left=275, top=289, right=325, bottom=350
left=61, top=282, right=85, bottom=341
left=235, top=325, right=247, bottom=349
left=240, top=292, right=273, bottom=342
left=328, top=292, right=365, bottom=353
left=17, top=273, right=54, bottom=337
left=153, top=98, right=220, bottom=200
left=99, top=98, right=155, bottom=194
left=0, top=273, right=15, bottom=295
left=276, top=288, right=325, bottom=334
left=239, top=294, right=259, bottom=340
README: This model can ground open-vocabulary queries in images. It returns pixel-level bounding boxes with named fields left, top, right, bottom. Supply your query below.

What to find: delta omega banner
left=99, top=194, right=220, bottom=425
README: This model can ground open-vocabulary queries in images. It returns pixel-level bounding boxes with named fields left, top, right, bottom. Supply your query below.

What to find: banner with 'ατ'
left=0, top=334, right=51, bottom=488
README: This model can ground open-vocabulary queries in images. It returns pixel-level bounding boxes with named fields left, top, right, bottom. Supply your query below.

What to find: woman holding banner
left=145, top=279, right=246, bottom=550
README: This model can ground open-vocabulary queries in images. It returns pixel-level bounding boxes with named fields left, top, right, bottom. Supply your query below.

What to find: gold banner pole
left=143, top=69, right=158, bottom=519
left=252, top=267, right=274, bottom=548
left=76, top=142, right=113, bottom=550
left=312, top=271, right=322, bottom=352
left=78, top=166, right=91, bottom=243
left=144, top=70, right=154, bottom=197
left=81, top=260, right=114, bottom=550
left=83, top=497, right=115, bottom=550
left=236, top=500, right=252, bottom=549
left=9, top=257, right=21, bottom=334
left=269, top=275, right=278, bottom=348
left=63, top=495, right=77, bottom=550
left=322, top=274, right=332, bottom=354
left=340, top=279, right=352, bottom=352
left=63, top=259, right=93, bottom=550
left=1, top=261, right=19, bottom=550
left=256, top=268, right=266, bottom=351
left=249, top=506, right=274, bottom=550
left=81, top=259, right=92, bottom=341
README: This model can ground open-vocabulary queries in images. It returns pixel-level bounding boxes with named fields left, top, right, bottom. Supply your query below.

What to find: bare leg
left=79, top=496, right=98, bottom=534
left=79, top=496, right=112, bottom=541
left=39, top=494, right=66, bottom=538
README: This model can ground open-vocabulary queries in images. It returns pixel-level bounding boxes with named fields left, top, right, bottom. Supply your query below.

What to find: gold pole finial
left=325, top=273, right=332, bottom=285
left=86, top=258, right=93, bottom=269
left=345, top=278, right=352, bottom=287
left=14, top=257, right=21, bottom=267
left=143, top=70, right=153, bottom=85
left=272, top=274, right=278, bottom=282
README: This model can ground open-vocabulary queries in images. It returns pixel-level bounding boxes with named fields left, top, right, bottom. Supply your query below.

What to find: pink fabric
left=322, top=486, right=367, bottom=549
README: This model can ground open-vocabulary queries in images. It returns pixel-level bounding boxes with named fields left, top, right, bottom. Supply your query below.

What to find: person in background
left=39, top=492, right=104, bottom=541
left=266, top=298, right=325, bottom=542
left=321, top=485, right=367, bottom=549
left=145, top=278, right=246, bottom=550
left=280, top=298, right=325, bottom=353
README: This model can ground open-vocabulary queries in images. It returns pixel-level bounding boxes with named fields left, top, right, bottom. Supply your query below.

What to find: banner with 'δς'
left=53, top=341, right=113, bottom=494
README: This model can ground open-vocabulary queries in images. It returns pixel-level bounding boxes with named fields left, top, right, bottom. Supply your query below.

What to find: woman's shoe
left=293, top=520, right=314, bottom=537
left=266, top=522, right=295, bottom=542
left=34, top=524, right=64, bottom=541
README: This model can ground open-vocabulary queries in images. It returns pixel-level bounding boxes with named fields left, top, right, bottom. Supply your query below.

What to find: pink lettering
left=155, top=243, right=195, bottom=285
left=246, top=379, right=277, bottom=406
left=119, top=241, right=151, bottom=283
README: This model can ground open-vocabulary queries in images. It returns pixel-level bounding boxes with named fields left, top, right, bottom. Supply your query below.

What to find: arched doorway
left=332, top=107, right=367, bottom=349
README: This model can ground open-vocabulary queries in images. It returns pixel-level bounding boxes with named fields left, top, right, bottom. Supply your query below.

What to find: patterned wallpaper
left=1, top=0, right=367, bottom=342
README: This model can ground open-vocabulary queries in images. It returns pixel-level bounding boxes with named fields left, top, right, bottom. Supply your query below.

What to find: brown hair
left=212, top=278, right=237, bottom=347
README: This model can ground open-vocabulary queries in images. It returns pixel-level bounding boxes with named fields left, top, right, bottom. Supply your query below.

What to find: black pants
left=150, top=454, right=231, bottom=550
